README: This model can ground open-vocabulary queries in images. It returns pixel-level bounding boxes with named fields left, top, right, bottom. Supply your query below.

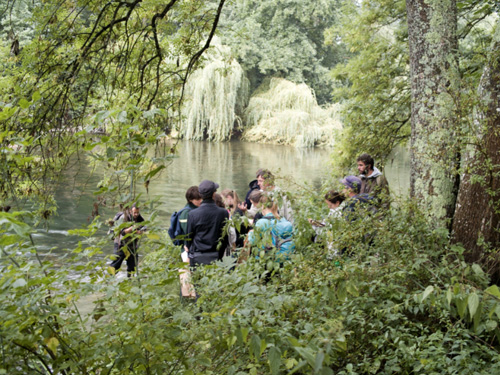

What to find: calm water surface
left=33, top=141, right=410, bottom=258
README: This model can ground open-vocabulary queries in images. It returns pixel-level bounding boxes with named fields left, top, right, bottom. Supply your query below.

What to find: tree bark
left=406, top=0, right=460, bottom=225
left=452, top=25, right=500, bottom=274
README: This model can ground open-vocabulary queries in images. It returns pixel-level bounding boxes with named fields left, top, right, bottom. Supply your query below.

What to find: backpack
left=261, top=216, right=295, bottom=256
left=107, top=212, right=124, bottom=241
left=168, top=207, right=190, bottom=246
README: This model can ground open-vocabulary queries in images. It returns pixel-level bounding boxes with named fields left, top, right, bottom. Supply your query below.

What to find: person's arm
left=185, top=212, right=193, bottom=252
left=308, top=218, right=325, bottom=227
left=123, top=226, right=135, bottom=234
left=246, top=203, right=260, bottom=219
left=218, top=211, right=230, bottom=260
left=123, top=220, right=146, bottom=235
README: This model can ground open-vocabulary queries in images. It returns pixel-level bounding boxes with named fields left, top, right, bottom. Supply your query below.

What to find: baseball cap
left=198, top=180, right=219, bottom=196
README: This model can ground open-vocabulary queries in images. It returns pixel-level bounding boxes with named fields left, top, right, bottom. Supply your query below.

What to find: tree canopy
left=220, top=0, right=345, bottom=104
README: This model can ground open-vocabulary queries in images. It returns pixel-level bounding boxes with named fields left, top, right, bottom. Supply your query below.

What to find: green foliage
left=220, top=0, right=345, bottom=104
left=243, top=78, right=342, bottom=147
left=82, top=105, right=175, bottom=205
left=179, top=38, right=250, bottom=142
left=0, top=0, right=227, bottom=213
left=2, top=0, right=500, bottom=373
left=329, top=0, right=410, bottom=171
left=2, top=189, right=500, bottom=374
left=330, top=0, right=496, bottom=171
left=0, top=0, right=38, bottom=47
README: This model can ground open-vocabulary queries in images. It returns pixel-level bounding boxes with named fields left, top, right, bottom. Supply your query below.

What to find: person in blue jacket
left=247, top=193, right=295, bottom=261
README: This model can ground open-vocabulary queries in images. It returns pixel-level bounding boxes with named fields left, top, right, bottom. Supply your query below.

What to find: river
left=31, top=140, right=410, bottom=259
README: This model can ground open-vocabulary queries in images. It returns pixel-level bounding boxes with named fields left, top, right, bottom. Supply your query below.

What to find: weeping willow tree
left=243, top=78, right=342, bottom=148
left=179, top=38, right=249, bottom=142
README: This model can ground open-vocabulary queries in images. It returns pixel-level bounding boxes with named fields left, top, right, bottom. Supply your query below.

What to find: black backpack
left=168, top=207, right=190, bottom=246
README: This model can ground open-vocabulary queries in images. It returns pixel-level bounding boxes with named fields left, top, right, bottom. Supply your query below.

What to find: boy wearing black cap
left=185, top=180, right=230, bottom=266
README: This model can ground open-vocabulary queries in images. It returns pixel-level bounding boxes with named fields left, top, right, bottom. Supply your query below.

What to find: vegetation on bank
left=2, top=193, right=500, bottom=374
left=1, top=0, right=500, bottom=373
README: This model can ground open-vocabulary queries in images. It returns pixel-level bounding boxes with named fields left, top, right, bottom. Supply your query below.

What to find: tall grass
left=243, top=78, right=342, bottom=147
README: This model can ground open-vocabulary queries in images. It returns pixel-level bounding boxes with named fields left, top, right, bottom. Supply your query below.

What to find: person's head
left=214, top=193, right=225, bottom=208
left=198, top=179, right=219, bottom=200
left=256, top=169, right=274, bottom=190
left=185, top=186, right=202, bottom=207
left=131, top=203, right=140, bottom=220
left=357, top=153, right=375, bottom=175
left=248, top=190, right=263, bottom=207
left=341, top=176, right=362, bottom=197
left=221, top=189, right=240, bottom=211
left=324, top=190, right=345, bottom=209
left=259, top=193, right=279, bottom=218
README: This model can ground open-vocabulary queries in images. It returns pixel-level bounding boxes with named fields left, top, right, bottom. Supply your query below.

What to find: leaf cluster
left=330, top=0, right=497, bottom=171
left=1, top=187, right=500, bottom=374
left=220, top=0, right=346, bottom=104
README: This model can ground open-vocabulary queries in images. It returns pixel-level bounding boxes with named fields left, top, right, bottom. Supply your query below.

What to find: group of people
left=109, top=153, right=389, bottom=277
left=174, top=168, right=294, bottom=269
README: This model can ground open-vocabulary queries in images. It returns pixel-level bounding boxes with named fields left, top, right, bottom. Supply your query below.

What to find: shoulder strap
left=113, top=212, right=123, bottom=222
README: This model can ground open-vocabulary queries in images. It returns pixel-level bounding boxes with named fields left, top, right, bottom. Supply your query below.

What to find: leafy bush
left=1, top=195, right=500, bottom=374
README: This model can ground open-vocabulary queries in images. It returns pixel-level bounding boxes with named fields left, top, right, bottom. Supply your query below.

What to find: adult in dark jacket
left=110, top=204, right=146, bottom=277
left=178, top=186, right=202, bottom=245
left=185, top=180, right=229, bottom=267
left=356, top=153, right=389, bottom=204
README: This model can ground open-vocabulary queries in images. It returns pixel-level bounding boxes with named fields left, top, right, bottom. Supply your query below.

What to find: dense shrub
left=1, top=196, right=500, bottom=374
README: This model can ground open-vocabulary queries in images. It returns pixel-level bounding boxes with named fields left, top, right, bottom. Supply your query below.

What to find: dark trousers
left=189, top=251, right=219, bottom=268
left=110, top=242, right=138, bottom=276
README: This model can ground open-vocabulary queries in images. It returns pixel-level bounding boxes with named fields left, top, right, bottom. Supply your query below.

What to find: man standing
left=185, top=180, right=229, bottom=267
left=357, top=153, right=390, bottom=202
left=110, top=203, right=146, bottom=277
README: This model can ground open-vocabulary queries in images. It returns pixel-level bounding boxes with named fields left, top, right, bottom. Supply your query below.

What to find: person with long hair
left=245, top=193, right=294, bottom=263
left=221, top=188, right=250, bottom=249
left=221, top=189, right=242, bottom=217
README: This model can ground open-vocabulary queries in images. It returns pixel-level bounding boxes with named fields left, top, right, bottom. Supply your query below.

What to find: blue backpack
left=261, top=216, right=295, bottom=259
left=168, top=207, right=190, bottom=246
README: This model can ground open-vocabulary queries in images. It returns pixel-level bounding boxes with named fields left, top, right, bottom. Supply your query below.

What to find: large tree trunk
left=406, top=0, right=460, bottom=225
left=452, top=26, right=500, bottom=275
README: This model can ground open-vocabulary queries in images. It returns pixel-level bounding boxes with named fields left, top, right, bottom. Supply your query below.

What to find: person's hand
left=123, top=226, right=134, bottom=234
left=237, top=202, right=248, bottom=212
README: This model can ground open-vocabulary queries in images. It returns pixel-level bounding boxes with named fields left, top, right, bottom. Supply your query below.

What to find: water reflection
left=32, top=140, right=410, bottom=255
left=155, top=140, right=332, bottom=219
